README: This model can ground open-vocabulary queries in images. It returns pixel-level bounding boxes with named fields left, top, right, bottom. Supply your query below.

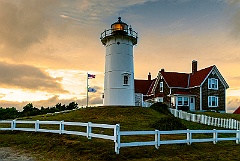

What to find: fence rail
left=169, top=109, right=240, bottom=130
left=0, top=120, right=118, bottom=141
left=1, top=120, right=240, bottom=154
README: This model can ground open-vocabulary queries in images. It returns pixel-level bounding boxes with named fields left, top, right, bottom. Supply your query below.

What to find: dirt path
left=0, top=147, right=35, bottom=161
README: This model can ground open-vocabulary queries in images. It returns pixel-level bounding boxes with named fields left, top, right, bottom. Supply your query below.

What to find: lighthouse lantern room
left=100, top=17, right=138, bottom=106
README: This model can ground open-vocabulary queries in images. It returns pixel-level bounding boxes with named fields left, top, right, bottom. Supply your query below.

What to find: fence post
left=87, top=122, right=92, bottom=139
left=229, top=119, right=231, bottom=128
left=115, top=124, right=120, bottom=154
left=237, top=130, right=240, bottom=144
left=208, top=116, right=211, bottom=125
left=192, top=114, right=196, bottom=122
left=35, top=120, right=39, bottom=132
left=205, top=115, right=208, bottom=124
left=213, top=129, right=217, bottom=144
left=60, top=120, right=64, bottom=134
left=11, top=120, right=16, bottom=131
left=214, top=118, right=217, bottom=126
left=179, top=110, right=183, bottom=119
left=234, top=120, right=237, bottom=129
left=155, top=130, right=160, bottom=149
left=174, top=109, right=177, bottom=117
left=217, top=118, right=220, bottom=127
left=201, top=115, right=204, bottom=124
left=187, top=129, right=191, bottom=145
left=211, top=117, right=214, bottom=126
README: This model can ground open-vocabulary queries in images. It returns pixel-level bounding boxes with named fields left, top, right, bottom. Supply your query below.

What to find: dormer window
left=208, top=78, right=218, bottom=90
left=160, top=82, right=163, bottom=92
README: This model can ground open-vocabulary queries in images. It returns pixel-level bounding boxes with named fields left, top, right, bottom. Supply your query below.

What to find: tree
left=66, top=102, right=78, bottom=110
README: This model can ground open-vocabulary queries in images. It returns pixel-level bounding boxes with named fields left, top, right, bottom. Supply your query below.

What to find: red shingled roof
left=160, top=71, right=189, bottom=88
left=160, top=66, right=214, bottom=88
left=189, top=66, right=214, bottom=87
left=233, top=106, right=240, bottom=114
left=134, top=79, right=155, bottom=95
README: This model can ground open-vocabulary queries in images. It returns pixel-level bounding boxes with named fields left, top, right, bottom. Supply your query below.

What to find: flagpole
left=87, top=73, right=89, bottom=107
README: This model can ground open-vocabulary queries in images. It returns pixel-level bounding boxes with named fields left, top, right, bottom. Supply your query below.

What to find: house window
left=208, top=96, right=218, bottom=107
left=123, top=75, right=128, bottom=85
left=160, top=82, right=163, bottom=92
left=184, top=97, right=189, bottom=106
left=177, top=96, right=189, bottom=106
left=208, top=78, right=218, bottom=90
left=178, top=97, right=183, bottom=106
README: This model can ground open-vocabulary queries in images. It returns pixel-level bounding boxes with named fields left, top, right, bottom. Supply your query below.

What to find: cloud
left=60, top=0, right=157, bottom=25
left=0, top=95, right=78, bottom=110
left=0, top=0, right=60, bottom=49
left=231, top=9, right=240, bottom=38
left=224, top=0, right=240, bottom=4
left=31, top=95, right=80, bottom=108
left=0, top=94, right=101, bottom=110
left=220, top=0, right=240, bottom=38
left=88, top=85, right=103, bottom=105
left=227, top=96, right=240, bottom=113
left=0, top=61, right=67, bottom=93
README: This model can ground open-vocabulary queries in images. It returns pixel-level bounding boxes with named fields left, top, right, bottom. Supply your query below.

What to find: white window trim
left=208, top=78, right=218, bottom=90
left=208, top=96, right=218, bottom=107
left=177, top=96, right=189, bottom=106
left=160, top=82, right=163, bottom=92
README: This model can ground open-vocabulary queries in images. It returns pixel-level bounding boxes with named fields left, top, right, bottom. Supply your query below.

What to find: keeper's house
left=135, top=60, right=229, bottom=113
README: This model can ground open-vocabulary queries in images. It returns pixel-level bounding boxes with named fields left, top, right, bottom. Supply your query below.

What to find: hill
left=1, top=106, right=240, bottom=160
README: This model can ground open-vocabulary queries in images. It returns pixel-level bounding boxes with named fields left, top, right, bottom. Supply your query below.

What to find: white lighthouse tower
left=100, top=17, right=138, bottom=106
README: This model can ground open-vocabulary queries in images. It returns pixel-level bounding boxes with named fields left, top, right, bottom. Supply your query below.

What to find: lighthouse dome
left=111, top=17, right=128, bottom=34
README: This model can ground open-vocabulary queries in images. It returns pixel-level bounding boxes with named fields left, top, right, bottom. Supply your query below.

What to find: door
left=190, top=97, right=195, bottom=111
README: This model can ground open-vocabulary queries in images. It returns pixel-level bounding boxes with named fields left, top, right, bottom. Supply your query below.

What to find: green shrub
left=150, top=115, right=187, bottom=131
left=149, top=102, right=171, bottom=115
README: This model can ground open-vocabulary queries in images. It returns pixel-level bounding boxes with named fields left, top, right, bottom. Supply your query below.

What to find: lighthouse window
left=123, top=75, right=129, bottom=85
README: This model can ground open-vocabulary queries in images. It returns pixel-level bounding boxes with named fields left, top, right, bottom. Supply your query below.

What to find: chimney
left=192, top=60, right=197, bottom=74
left=148, top=72, right=151, bottom=80
left=160, top=68, right=165, bottom=72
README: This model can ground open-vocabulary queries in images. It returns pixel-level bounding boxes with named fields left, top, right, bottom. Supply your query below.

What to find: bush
left=149, top=102, right=171, bottom=115
left=178, top=106, right=189, bottom=111
left=150, top=115, right=187, bottom=131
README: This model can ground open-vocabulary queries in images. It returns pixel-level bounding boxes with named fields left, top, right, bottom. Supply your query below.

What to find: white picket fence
left=1, top=119, right=240, bottom=154
left=169, top=109, right=240, bottom=130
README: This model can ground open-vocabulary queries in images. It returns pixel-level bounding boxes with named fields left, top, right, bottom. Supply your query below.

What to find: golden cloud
left=0, top=61, right=67, bottom=93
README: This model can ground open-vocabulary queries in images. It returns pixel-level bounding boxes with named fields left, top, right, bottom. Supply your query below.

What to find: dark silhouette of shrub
left=150, top=115, right=186, bottom=131
left=149, top=102, right=171, bottom=115
left=150, top=102, right=186, bottom=130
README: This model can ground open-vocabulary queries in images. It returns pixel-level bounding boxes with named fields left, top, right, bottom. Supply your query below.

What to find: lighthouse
left=100, top=17, right=138, bottom=106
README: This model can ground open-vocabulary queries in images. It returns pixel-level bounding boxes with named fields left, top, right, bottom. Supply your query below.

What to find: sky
left=0, top=0, right=240, bottom=112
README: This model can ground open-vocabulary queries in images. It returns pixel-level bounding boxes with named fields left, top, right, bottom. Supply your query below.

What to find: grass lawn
left=1, top=107, right=240, bottom=161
